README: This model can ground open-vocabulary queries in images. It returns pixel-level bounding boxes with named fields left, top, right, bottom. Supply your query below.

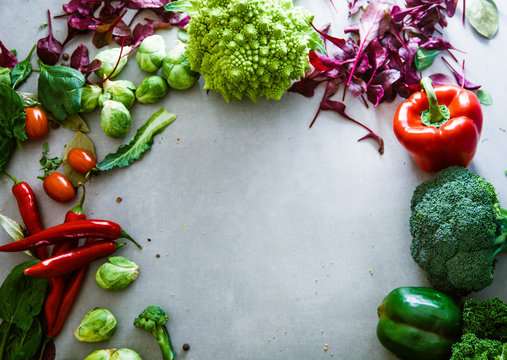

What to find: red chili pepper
left=47, top=253, right=89, bottom=338
left=24, top=240, right=125, bottom=278
left=45, top=187, right=88, bottom=331
left=0, top=219, right=141, bottom=252
left=393, top=77, right=483, bottom=172
left=4, top=171, right=47, bottom=260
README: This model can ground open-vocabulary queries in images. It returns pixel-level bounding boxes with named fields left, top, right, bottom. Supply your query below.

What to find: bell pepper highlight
left=393, top=77, right=482, bottom=172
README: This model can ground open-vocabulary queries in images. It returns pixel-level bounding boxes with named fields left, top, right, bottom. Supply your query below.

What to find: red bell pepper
left=393, top=77, right=483, bottom=172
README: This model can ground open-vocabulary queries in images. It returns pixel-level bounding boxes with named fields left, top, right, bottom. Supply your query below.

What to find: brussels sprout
left=101, top=100, right=131, bottom=138
left=0, top=67, right=10, bottom=86
left=83, top=349, right=116, bottom=360
left=93, top=47, right=132, bottom=79
left=162, top=42, right=199, bottom=90
left=95, top=256, right=139, bottom=291
left=136, top=35, right=166, bottom=73
left=74, top=308, right=117, bottom=342
left=80, top=84, right=102, bottom=112
left=135, top=75, right=168, bottom=104
left=99, top=79, right=136, bottom=109
left=111, top=348, right=143, bottom=360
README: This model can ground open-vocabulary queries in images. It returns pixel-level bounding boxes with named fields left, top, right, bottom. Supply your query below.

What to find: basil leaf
left=0, top=138, right=16, bottom=174
left=10, top=44, right=36, bottom=90
left=467, top=0, right=499, bottom=39
left=0, top=67, right=10, bottom=86
left=37, top=60, right=85, bottom=122
left=477, top=89, right=493, bottom=105
left=414, top=48, right=440, bottom=71
left=2, top=318, right=42, bottom=360
left=97, top=108, right=177, bottom=171
left=0, top=84, right=26, bottom=140
left=0, top=260, right=48, bottom=331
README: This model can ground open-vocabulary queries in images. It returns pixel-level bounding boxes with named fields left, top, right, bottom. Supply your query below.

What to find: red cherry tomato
left=25, top=107, right=49, bottom=141
left=67, top=148, right=97, bottom=175
left=43, top=172, right=76, bottom=203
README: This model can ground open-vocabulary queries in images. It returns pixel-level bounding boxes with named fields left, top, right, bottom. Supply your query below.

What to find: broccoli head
left=410, top=166, right=507, bottom=296
left=463, top=298, right=507, bottom=343
left=450, top=333, right=504, bottom=360
left=134, top=305, right=175, bottom=360
left=167, top=0, right=322, bottom=103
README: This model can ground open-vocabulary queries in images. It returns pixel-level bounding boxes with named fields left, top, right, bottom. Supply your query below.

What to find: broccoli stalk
left=133, top=305, right=176, bottom=360
left=410, top=166, right=507, bottom=296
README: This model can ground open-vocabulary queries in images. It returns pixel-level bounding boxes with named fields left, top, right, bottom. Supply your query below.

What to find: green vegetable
left=93, top=47, right=131, bottom=79
left=134, top=305, right=175, bottom=360
left=135, top=75, right=168, bottom=104
left=83, top=348, right=142, bottom=360
left=162, top=41, right=199, bottom=90
left=74, top=308, right=117, bottom=342
left=81, top=84, right=103, bottom=112
left=136, top=35, right=167, bottom=73
left=477, top=89, right=493, bottom=106
left=0, top=83, right=27, bottom=174
left=95, top=256, right=139, bottom=291
left=37, top=60, right=86, bottom=122
left=165, top=0, right=322, bottom=103
left=376, top=287, right=462, bottom=360
left=83, top=349, right=116, bottom=360
left=99, top=79, right=136, bottom=109
left=450, top=333, right=505, bottom=360
left=10, top=44, right=36, bottom=90
left=101, top=100, right=131, bottom=138
left=410, top=166, right=507, bottom=295
left=0, top=260, right=48, bottom=360
left=467, top=0, right=499, bottom=39
left=0, top=67, right=11, bottom=86
left=414, top=48, right=440, bottom=71
left=97, top=108, right=176, bottom=171
left=462, top=298, right=507, bottom=342
left=111, top=348, right=143, bottom=360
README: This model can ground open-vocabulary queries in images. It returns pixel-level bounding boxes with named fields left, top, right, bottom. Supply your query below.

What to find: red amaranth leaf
left=37, top=10, right=63, bottom=65
left=0, top=40, right=18, bottom=69
left=442, top=58, right=480, bottom=90
left=70, top=44, right=89, bottom=73
left=92, top=10, right=130, bottom=49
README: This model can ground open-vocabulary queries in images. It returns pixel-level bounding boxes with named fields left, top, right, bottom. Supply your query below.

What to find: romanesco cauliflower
left=166, top=0, right=322, bottom=103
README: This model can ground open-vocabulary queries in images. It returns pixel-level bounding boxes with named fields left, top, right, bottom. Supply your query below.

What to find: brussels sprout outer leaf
left=97, top=108, right=176, bottom=171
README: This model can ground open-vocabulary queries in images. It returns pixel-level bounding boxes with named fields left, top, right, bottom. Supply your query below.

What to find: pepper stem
left=3, top=171, right=20, bottom=184
left=70, top=184, right=86, bottom=215
left=120, top=230, right=142, bottom=249
left=420, top=77, right=450, bottom=128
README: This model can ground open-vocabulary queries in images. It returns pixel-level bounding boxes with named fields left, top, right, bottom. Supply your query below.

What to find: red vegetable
left=66, top=148, right=96, bottom=175
left=45, top=188, right=88, bottom=331
left=24, top=240, right=125, bottom=278
left=43, top=172, right=76, bottom=203
left=393, top=77, right=482, bottom=172
left=4, top=172, right=47, bottom=260
left=24, top=107, right=49, bottom=141
left=37, top=9, right=63, bottom=65
left=0, top=219, right=141, bottom=252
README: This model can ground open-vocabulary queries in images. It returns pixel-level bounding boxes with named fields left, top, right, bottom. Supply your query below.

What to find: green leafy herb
left=38, top=142, right=62, bottom=179
left=10, top=44, right=36, bottom=90
left=414, top=48, right=440, bottom=71
left=0, top=317, right=42, bottom=360
left=467, top=0, right=499, bottom=39
left=37, top=60, right=85, bottom=123
left=16, top=92, right=39, bottom=108
left=97, top=108, right=177, bottom=171
left=0, top=260, right=48, bottom=359
left=0, top=84, right=27, bottom=173
left=63, top=131, right=96, bottom=186
left=0, top=67, right=10, bottom=86
left=477, top=89, right=493, bottom=105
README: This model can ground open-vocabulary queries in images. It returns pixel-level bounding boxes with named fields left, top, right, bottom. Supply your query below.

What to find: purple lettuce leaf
left=0, top=40, right=18, bottom=69
left=37, top=10, right=63, bottom=65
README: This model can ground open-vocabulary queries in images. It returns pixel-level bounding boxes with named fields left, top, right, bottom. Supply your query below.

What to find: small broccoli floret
left=450, top=333, right=503, bottom=360
left=410, top=166, right=507, bottom=296
left=167, top=0, right=321, bottom=103
left=133, top=305, right=175, bottom=360
left=463, top=298, right=507, bottom=342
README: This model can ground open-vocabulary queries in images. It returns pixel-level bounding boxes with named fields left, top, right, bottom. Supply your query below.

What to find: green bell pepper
left=377, top=287, right=462, bottom=360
